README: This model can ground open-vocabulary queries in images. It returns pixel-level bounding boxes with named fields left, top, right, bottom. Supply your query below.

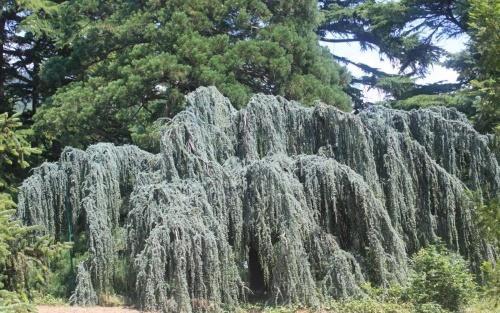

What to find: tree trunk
left=32, top=44, right=40, bottom=114
left=0, top=13, right=6, bottom=113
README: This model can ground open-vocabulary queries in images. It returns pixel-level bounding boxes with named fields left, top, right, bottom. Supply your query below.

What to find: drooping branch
left=17, top=87, right=498, bottom=311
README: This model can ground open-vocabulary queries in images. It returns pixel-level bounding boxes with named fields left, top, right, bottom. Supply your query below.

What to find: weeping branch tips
left=17, top=87, right=499, bottom=312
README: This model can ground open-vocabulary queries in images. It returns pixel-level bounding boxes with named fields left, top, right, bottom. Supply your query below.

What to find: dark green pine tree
left=0, top=1, right=57, bottom=116
left=0, top=112, right=70, bottom=313
left=0, top=1, right=27, bottom=114
left=28, top=0, right=352, bottom=151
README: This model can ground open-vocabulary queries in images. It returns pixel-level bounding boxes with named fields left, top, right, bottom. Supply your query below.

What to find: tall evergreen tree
left=318, top=0, right=470, bottom=99
left=467, top=0, right=499, bottom=135
left=1, top=1, right=56, bottom=115
left=0, top=113, right=63, bottom=313
left=365, top=0, right=499, bottom=138
left=27, top=0, right=351, bottom=151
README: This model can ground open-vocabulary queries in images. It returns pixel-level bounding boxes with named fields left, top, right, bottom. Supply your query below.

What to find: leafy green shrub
left=414, top=303, right=449, bottom=313
left=328, top=298, right=414, bottom=313
left=406, top=245, right=477, bottom=312
left=360, top=282, right=406, bottom=304
left=471, top=194, right=499, bottom=251
left=35, top=249, right=75, bottom=300
left=470, top=192, right=499, bottom=309
left=33, top=293, right=67, bottom=306
left=0, top=191, right=70, bottom=312
left=0, top=289, right=33, bottom=313
left=479, top=261, right=500, bottom=308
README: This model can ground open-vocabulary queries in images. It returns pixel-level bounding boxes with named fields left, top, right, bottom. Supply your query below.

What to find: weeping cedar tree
left=25, top=0, right=351, bottom=151
left=18, top=87, right=499, bottom=311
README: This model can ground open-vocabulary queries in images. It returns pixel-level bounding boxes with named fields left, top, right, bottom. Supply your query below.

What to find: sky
left=320, top=35, right=469, bottom=102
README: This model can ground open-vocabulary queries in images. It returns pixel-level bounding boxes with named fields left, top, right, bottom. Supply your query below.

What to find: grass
left=234, top=298, right=499, bottom=313
left=31, top=296, right=499, bottom=312
left=33, top=293, right=68, bottom=306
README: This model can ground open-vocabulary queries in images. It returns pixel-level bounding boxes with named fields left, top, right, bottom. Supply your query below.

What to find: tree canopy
left=384, top=0, right=499, bottom=143
left=0, top=1, right=57, bottom=115
left=318, top=0, right=470, bottom=89
left=316, top=0, right=498, bottom=136
left=23, top=0, right=351, bottom=150
left=1, top=0, right=497, bottom=153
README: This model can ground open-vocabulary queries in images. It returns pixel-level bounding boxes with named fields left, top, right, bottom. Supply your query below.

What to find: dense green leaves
left=0, top=193, right=69, bottom=312
left=406, top=245, right=477, bottom=312
left=26, top=0, right=351, bottom=150
left=0, top=113, right=40, bottom=192
left=0, top=1, right=57, bottom=115
left=0, top=113, right=67, bottom=312
left=467, top=0, right=500, bottom=136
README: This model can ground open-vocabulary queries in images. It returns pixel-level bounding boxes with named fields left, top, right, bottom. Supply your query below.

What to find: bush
left=479, top=261, right=500, bottom=308
left=406, top=245, right=477, bottom=312
left=0, top=289, right=33, bottom=313
left=328, top=298, right=414, bottom=313
left=414, top=303, right=449, bottom=313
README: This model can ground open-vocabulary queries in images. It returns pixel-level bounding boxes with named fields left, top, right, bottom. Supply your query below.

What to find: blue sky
left=320, top=35, right=469, bottom=102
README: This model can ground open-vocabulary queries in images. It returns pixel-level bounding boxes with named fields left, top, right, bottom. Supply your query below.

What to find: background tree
left=0, top=112, right=66, bottom=313
left=25, top=0, right=351, bottom=151
left=318, top=0, right=469, bottom=96
left=318, top=0, right=498, bottom=138
left=1, top=1, right=57, bottom=116
left=386, top=0, right=499, bottom=143
left=466, top=0, right=499, bottom=136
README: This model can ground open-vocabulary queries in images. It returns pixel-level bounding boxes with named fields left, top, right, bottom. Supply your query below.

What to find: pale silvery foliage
left=18, top=87, right=499, bottom=311
left=70, top=263, right=98, bottom=306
